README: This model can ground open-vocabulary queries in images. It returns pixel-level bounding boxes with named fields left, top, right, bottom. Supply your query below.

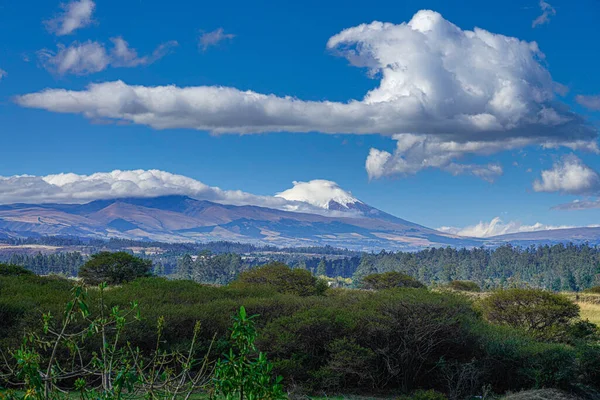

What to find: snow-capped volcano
left=276, top=180, right=363, bottom=210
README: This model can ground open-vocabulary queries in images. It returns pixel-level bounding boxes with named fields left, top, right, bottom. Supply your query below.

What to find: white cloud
left=199, top=28, right=235, bottom=51
left=576, top=95, right=600, bottom=111
left=276, top=180, right=361, bottom=209
left=532, top=1, right=556, bottom=28
left=0, top=69, right=6, bottom=81
left=365, top=134, right=510, bottom=181
left=17, top=10, right=597, bottom=178
left=533, top=155, right=600, bottom=194
left=38, top=41, right=108, bottom=75
left=45, top=0, right=95, bottom=36
left=437, top=216, right=581, bottom=238
left=38, top=38, right=178, bottom=75
left=0, top=170, right=361, bottom=218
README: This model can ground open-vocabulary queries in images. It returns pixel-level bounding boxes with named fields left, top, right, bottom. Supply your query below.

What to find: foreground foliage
left=0, top=283, right=213, bottom=399
left=1, top=265, right=599, bottom=399
left=213, top=307, right=285, bottom=400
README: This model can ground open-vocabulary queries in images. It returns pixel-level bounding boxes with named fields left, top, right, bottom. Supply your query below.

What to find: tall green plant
left=213, top=307, right=285, bottom=400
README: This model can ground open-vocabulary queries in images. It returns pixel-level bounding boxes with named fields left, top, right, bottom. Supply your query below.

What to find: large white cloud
left=45, top=0, right=95, bottom=36
left=437, top=216, right=583, bottom=238
left=0, top=170, right=362, bottom=217
left=17, top=10, right=595, bottom=140
left=38, top=38, right=178, bottom=75
left=533, top=155, right=600, bottom=194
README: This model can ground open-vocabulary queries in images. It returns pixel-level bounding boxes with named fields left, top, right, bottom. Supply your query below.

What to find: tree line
left=5, top=242, right=600, bottom=290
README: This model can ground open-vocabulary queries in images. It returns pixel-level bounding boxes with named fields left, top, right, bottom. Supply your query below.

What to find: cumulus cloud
left=533, top=155, right=600, bottom=194
left=17, top=10, right=597, bottom=177
left=0, top=69, right=6, bottom=81
left=38, top=38, right=178, bottom=75
left=437, top=216, right=580, bottom=238
left=532, top=1, right=556, bottom=28
left=199, top=28, right=235, bottom=51
left=276, top=180, right=360, bottom=209
left=45, top=0, right=95, bottom=36
left=576, top=95, right=600, bottom=111
left=0, top=170, right=362, bottom=218
left=365, top=134, right=508, bottom=181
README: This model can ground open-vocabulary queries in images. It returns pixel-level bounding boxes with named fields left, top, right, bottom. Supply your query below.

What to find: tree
left=360, top=271, right=425, bottom=290
left=176, top=254, right=194, bottom=280
left=479, top=288, right=580, bottom=341
left=233, top=262, right=327, bottom=296
left=213, top=306, right=285, bottom=400
left=316, top=258, right=327, bottom=277
left=78, top=252, right=152, bottom=285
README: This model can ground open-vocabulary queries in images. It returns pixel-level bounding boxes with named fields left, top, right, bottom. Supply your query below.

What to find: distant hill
left=489, top=227, right=600, bottom=245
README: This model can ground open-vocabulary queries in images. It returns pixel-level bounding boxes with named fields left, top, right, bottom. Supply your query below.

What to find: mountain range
left=0, top=189, right=597, bottom=250
left=0, top=193, right=483, bottom=250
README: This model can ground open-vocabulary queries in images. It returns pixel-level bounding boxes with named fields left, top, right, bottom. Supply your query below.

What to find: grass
left=577, top=301, right=600, bottom=326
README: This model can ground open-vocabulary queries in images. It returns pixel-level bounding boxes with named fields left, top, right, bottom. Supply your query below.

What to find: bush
left=479, top=288, right=580, bottom=341
left=446, top=280, right=481, bottom=292
left=0, top=263, right=33, bottom=276
left=360, top=271, right=425, bottom=290
left=78, top=251, right=152, bottom=285
left=233, top=262, right=327, bottom=296
left=475, top=323, right=577, bottom=392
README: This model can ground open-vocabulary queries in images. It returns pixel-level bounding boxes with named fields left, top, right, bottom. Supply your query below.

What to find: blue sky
left=1, top=0, right=600, bottom=236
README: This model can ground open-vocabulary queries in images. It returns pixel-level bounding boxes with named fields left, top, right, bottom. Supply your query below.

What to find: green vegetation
left=0, top=263, right=34, bottom=277
left=359, top=271, right=425, bottom=290
left=213, top=307, right=285, bottom=399
left=6, top=242, right=600, bottom=292
left=479, top=289, right=580, bottom=341
left=1, top=257, right=600, bottom=399
left=78, top=252, right=152, bottom=285
left=232, top=262, right=328, bottom=296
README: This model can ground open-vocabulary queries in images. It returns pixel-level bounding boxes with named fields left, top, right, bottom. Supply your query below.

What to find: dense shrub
left=259, top=289, right=479, bottom=392
left=78, top=251, right=152, bottom=285
left=0, top=273, right=598, bottom=397
left=446, top=280, right=481, bottom=292
left=479, top=288, right=580, bottom=341
left=233, top=262, right=327, bottom=296
left=360, top=271, right=425, bottom=290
